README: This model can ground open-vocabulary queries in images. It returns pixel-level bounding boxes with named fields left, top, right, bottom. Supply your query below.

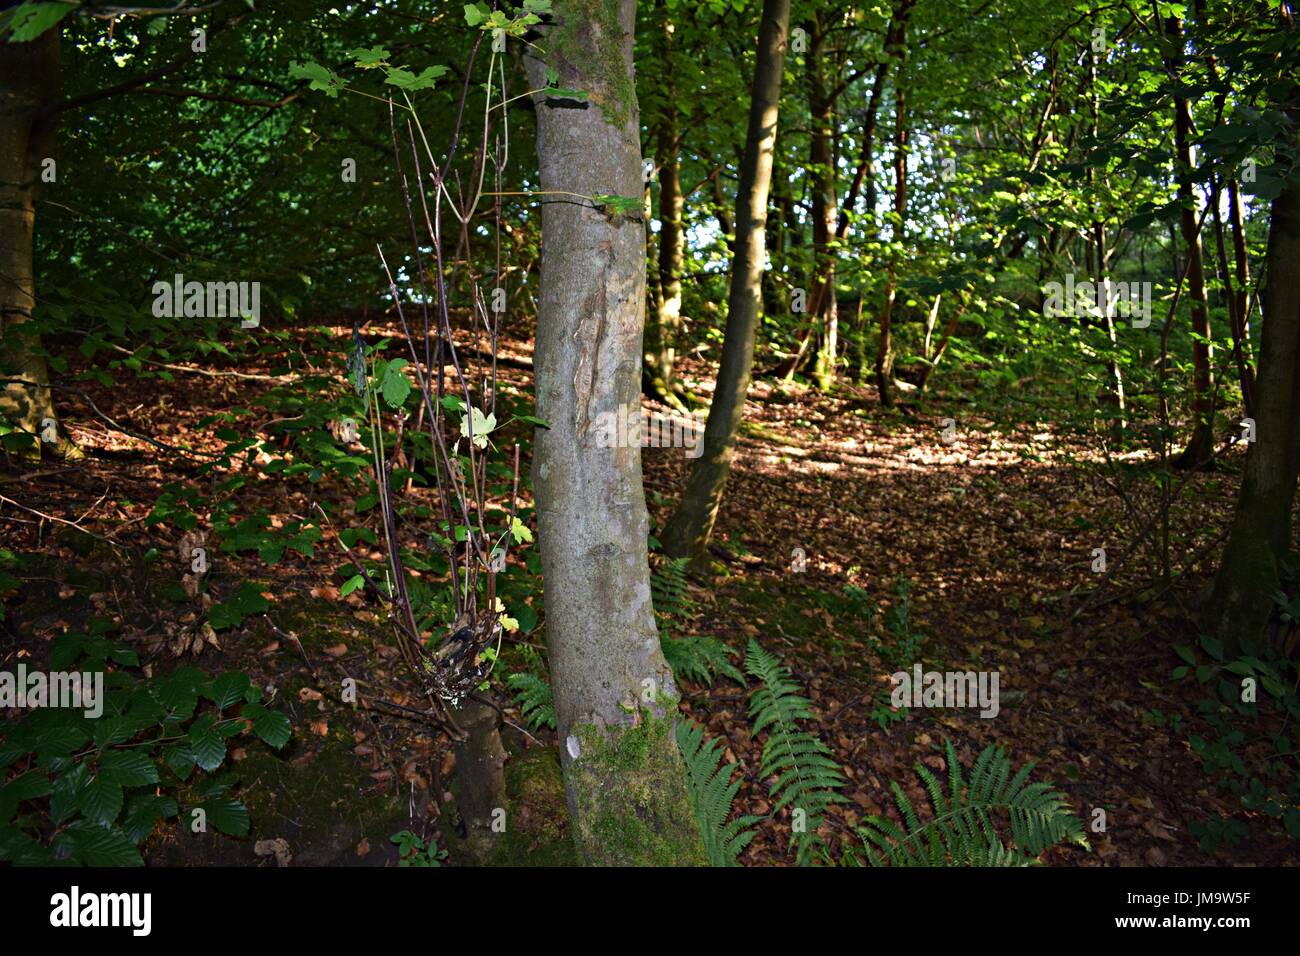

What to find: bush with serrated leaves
left=0, top=619, right=290, bottom=866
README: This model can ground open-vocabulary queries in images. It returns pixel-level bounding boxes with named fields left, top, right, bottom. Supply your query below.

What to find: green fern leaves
left=745, top=640, right=846, bottom=865
left=675, top=720, right=762, bottom=866
left=652, top=556, right=742, bottom=688
left=852, top=739, right=1088, bottom=866
left=662, top=634, right=744, bottom=687
left=505, top=647, right=556, bottom=731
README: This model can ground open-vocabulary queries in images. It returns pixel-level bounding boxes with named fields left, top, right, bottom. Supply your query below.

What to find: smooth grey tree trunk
left=524, top=0, right=706, bottom=865
left=659, top=0, right=791, bottom=562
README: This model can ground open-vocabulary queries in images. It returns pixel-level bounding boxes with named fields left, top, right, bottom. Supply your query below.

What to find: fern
left=745, top=640, right=847, bottom=865
left=651, top=556, right=694, bottom=622
left=851, top=739, right=1088, bottom=866
left=662, top=634, right=744, bottom=687
left=505, top=649, right=556, bottom=731
left=652, top=556, right=742, bottom=688
left=675, top=720, right=762, bottom=866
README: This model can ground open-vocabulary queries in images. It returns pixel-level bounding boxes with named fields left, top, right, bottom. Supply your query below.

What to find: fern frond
left=853, top=740, right=1088, bottom=867
left=662, top=633, right=744, bottom=687
left=675, top=720, right=762, bottom=866
left=745, top=640, right=846, bottom=865
left=651, top=556, right=694, bottom=623
left=505, top=671, right=556, bottom=731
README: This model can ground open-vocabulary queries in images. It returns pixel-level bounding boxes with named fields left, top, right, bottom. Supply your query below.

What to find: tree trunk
left=1167, top=14, right=1215, bottom=467
left=524, top=0, right=705, bottom=866
left=451, top=696, right=507, bottom=861
left=659, top=0, right=791, bottom=562
left=643, top=5, right=685, bottom=408
left=875, top=82, right=907, bottom=408
left=1204, top=31, right=1300, bottom=655
left=0, top=24, right=78, bottom=459
left=807, top=14, right=839, bottom=392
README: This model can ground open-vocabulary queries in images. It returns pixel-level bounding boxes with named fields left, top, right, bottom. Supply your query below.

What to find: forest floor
left=2, top=316, right=1296, bottom=867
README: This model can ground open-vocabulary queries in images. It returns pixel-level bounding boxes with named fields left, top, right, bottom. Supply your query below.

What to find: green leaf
left=349, top=45, right=390, bottom=68
left=0, top=770, right=51, bottom=821
left=288, top=60, right=344, bottom=98
left=381, top=363, right=412, bottom=407
left=197, top=798, right=250, bottom=837
left=4, top=2, right=75, bottom=42
left=464, top=2, right=488, bottom=26
left=187, top=717, right=227, bottom=772
left=340, top=574, right=365, bottom=597
left=385, top=65, right=449, bottom=91
left=60, top=822, right=143, bottom=867
left=99, top=751, right=160, bottom=788
left=207, top=672, right=251, bottom=710
left=244, top=703, right=292, bottom=749
left=122, top=794, right=179, bottom=843
left=80, top=776, right=125, bottom=826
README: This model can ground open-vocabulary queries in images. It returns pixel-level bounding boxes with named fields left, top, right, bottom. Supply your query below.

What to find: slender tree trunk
left=1205, top=17, right=1300, bottom=654
left=1167, top=14, right=1215, bottom=467
left=659, top=0, right=791, bottom=562
left=1227, top=178, right=1257, bottom=416
left=807, top=14, right=839, bottom=391
left=0, top=24, right=78, bottom=459
left=875, top=83, right=907, bottom=407
left=524, top=0, right=705, bottom=865
left=643, top=5, right=686, bottom=408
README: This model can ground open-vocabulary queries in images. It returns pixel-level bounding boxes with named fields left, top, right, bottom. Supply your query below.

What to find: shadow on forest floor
left=2, top=317, right=1294, bottom=866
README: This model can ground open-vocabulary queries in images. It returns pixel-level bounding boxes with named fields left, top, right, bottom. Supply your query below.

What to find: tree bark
left=1166, top=14, right=1215, bottom=467
left=0, top=23, right=78, bottom=459
left=807, top=13, right=839, bottom=392
left=643, top=4, right=686, bottom=408
left=875, top=82, right=907, bottom=408
left=659, top=0, right=791, bottom=562
left=524, top=0, right=705, bottom=865
left=451, top=696, right=507, bottom=861
left=1204, top=22, right=1300, bottom=654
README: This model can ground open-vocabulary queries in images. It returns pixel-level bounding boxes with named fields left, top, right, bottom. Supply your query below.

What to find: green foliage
left=661, top=634, right=744, bottom=687
left=390, top=829, right=447, bottom=866
left=652, top=557, right=742, bottom=687
left=1173, top=628, right=1300, bottom=853
left=675, top=719, right=761, bottom=867
left=207, top=581, right=271, bottom=632
left=870, top=575, right=926, bottom=671
left=0, top=622, right=290, bottom=866
left=506, top=671, right=556, bottom=732
left=849, top=740, right=1087, bottom=867
left=651, top=556, right=694, bottom=621
left=744, top=640, right=846, bottom=865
